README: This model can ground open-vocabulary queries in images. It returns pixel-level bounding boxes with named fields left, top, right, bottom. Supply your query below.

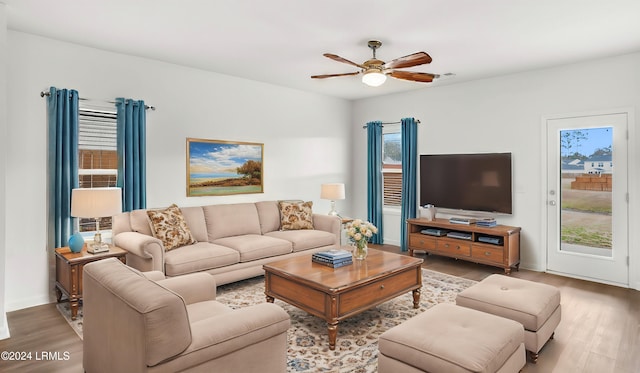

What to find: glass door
left=546, top=112, right=628, bottom=286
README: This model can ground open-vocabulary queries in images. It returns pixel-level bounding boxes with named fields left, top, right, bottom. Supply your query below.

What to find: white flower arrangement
left=346, top=219, right=378, bottom=249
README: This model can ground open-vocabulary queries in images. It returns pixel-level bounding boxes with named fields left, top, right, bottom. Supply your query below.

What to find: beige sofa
left=83, top=258, right=290, bottom=373
left=112, top=201, right=341, bottom=285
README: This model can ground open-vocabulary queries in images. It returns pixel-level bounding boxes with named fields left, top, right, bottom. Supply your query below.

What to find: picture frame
left=186, top=138, right=264, bottom=197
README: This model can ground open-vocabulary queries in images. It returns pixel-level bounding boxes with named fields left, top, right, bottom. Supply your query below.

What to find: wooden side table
left=55, top=244, right=127, bottom=320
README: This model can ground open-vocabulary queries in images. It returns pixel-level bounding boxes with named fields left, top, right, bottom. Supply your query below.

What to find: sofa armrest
left=113, top=231, right=165, bottom=272
left=156, top=273, right=217, bottom=304
left=186, top=303, right=290, bottom=359
left=312, top=214, right=342, bottom=244
left=141, top=271, right=166, bottom=281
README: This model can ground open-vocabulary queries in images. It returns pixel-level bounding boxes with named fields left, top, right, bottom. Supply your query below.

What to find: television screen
left=419, top=153, right=512, bottom=214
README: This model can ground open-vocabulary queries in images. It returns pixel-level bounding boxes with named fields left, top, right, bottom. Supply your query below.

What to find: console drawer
left=409, top=234, right=437, bottom=251
left=472, top=245, right=504, bottom=264
left=438, top=239, right=471, bottom=257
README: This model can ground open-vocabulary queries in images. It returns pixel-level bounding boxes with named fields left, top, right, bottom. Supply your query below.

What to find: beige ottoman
left=456, top=274, right=561, bottom=363
left=379, top=303, right=526, bottom=373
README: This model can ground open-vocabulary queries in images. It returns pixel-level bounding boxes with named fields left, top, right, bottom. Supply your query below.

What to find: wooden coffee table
left=263, top=248, right=423, bottom=350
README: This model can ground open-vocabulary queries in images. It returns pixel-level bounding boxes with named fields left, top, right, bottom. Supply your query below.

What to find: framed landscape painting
left=187, top=138, right=264, bottom=197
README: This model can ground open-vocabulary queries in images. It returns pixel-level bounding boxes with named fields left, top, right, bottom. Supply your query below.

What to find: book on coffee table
left=313, top=249, right=352, bottom=260
left=312, top=256, right=353, bottom=268
left=312, top=249, right=353, bottom=268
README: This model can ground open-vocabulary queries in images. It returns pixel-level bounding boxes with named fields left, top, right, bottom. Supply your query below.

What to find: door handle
left=549, top=200, right=556, bottom=206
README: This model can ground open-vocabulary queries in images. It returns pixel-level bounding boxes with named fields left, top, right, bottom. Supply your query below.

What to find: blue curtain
left=116, top=98, right=147, bottom=211
left=400, top=117, right=418, bottom=251
left=47, top=87, right=80, bottom=248
left=367, top=121, right=383, bottom=244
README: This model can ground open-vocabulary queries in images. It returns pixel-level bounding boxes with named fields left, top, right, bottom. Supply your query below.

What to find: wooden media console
left=406, top=218, right=521, bottom=274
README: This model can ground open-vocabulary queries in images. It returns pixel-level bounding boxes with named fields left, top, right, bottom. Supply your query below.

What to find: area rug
left=57, top=269, right=476, bottom=372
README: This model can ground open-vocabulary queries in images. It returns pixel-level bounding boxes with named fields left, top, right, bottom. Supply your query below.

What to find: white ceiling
left=5, top=0, right=640, bottom=100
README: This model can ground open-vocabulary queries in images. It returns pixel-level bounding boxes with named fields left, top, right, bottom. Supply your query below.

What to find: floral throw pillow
left=278, top=201, right=314, bottom=230
left=147, top=204, right=196, bottom=251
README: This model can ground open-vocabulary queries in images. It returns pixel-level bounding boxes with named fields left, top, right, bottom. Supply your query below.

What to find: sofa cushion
left=265, top=230, right=336, bottom=252
left=186, top=301, right=233, bottom=324
left=147, top=204, right=197, bottom=251
left=164, top=242, right=240, bottom=277
left=171, top=303, right=291, bottom=371
left=180, top=206, right=208, bottom=243
left=130, top=209, right=153, bottom=236
left=278, top=201, right=314, bottom=230
left=256, top=201, right=281, bottom=234
left=204, top=203, right=262, bottom=241
left=212, top=235, right=292, bottom=262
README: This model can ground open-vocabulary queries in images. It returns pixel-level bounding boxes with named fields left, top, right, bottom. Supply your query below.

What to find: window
left=77, top=106, right=118, bottom=232
left=382, top=127, right=402, bottom=206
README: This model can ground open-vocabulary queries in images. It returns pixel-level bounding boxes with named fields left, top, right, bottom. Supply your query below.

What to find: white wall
left=3, top=31, right=352, bottom=312
left=0, top=3, right=9, bottom=339
left=3, top=31, right=639, bottom=320
left=351, top=53, right=640, bottom=288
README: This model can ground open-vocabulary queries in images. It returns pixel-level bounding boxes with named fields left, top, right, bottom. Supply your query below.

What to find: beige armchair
left=82, top=258, right=290, bottom=373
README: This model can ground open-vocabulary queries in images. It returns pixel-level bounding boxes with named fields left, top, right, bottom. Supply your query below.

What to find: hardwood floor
left=1, top=244, right=638, bottom=372
left=377, top=245, right=640, bottom=373
left=0, top=303, right=83, bottom=372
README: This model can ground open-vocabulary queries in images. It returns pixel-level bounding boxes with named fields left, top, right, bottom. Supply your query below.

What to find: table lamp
left=71, top=187, right=122, bottom=253
left=320, top=183, right=345, bottom=216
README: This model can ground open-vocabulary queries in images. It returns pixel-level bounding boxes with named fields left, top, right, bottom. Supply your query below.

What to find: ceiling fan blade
left=323, top=53, right=366, bottom=68
left=389, top=70, right=439, bottom=83
left=383, top=52, right=432, bottom=69
left=311, top=72, right=361, bottom=79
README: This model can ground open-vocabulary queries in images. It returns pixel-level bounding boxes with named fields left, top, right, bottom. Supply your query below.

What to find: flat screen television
left=419, top=152, right=513, bottom=214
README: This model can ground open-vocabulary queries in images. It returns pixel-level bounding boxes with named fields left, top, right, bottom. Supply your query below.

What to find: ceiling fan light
left=362, top=70, right=387, bottom=87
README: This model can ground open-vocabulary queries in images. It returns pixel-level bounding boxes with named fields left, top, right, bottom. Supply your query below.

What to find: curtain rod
left=40, top=90, right=155, bottom=111
left=362, top=119, right=421, bottom=128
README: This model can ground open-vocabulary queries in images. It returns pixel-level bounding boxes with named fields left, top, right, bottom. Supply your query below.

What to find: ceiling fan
left=311, top=40, right=439, bottom=87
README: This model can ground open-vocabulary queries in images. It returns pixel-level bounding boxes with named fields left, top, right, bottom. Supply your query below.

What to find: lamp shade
left=320, top=183, right=345, bottom=200
left=362, top=70, right=387, bottom=87
left=71, top=188, right=123, bottom=218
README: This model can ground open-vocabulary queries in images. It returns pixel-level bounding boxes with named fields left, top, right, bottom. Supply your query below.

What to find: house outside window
left=382, top=126, right=402, bottom=206
left=77, top=106, right=118, bottom=232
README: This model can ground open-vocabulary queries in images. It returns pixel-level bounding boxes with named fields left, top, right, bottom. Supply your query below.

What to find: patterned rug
left=57, top=269, right=476, bottom=372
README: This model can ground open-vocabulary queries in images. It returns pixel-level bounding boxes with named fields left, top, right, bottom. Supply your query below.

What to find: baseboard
left=5, top=294, right=50, bottom=312
left=384, top=239, right=400, bottom=247
left=519, top=261, right=545, bottom=272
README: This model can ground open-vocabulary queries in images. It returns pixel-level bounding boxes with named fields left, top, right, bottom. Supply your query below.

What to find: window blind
left=79, top=108, right=117, bottom=151
left=383, top=171, right=402, bottom=206
left=77, top=107, right=118, bottom=231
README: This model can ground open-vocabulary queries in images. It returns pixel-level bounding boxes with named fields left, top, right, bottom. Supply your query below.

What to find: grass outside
left=561, top=226, right=612, bottom=249
left=561, top=194, right=612, bottom=214
left=560, top=177, right=612, bottom=249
